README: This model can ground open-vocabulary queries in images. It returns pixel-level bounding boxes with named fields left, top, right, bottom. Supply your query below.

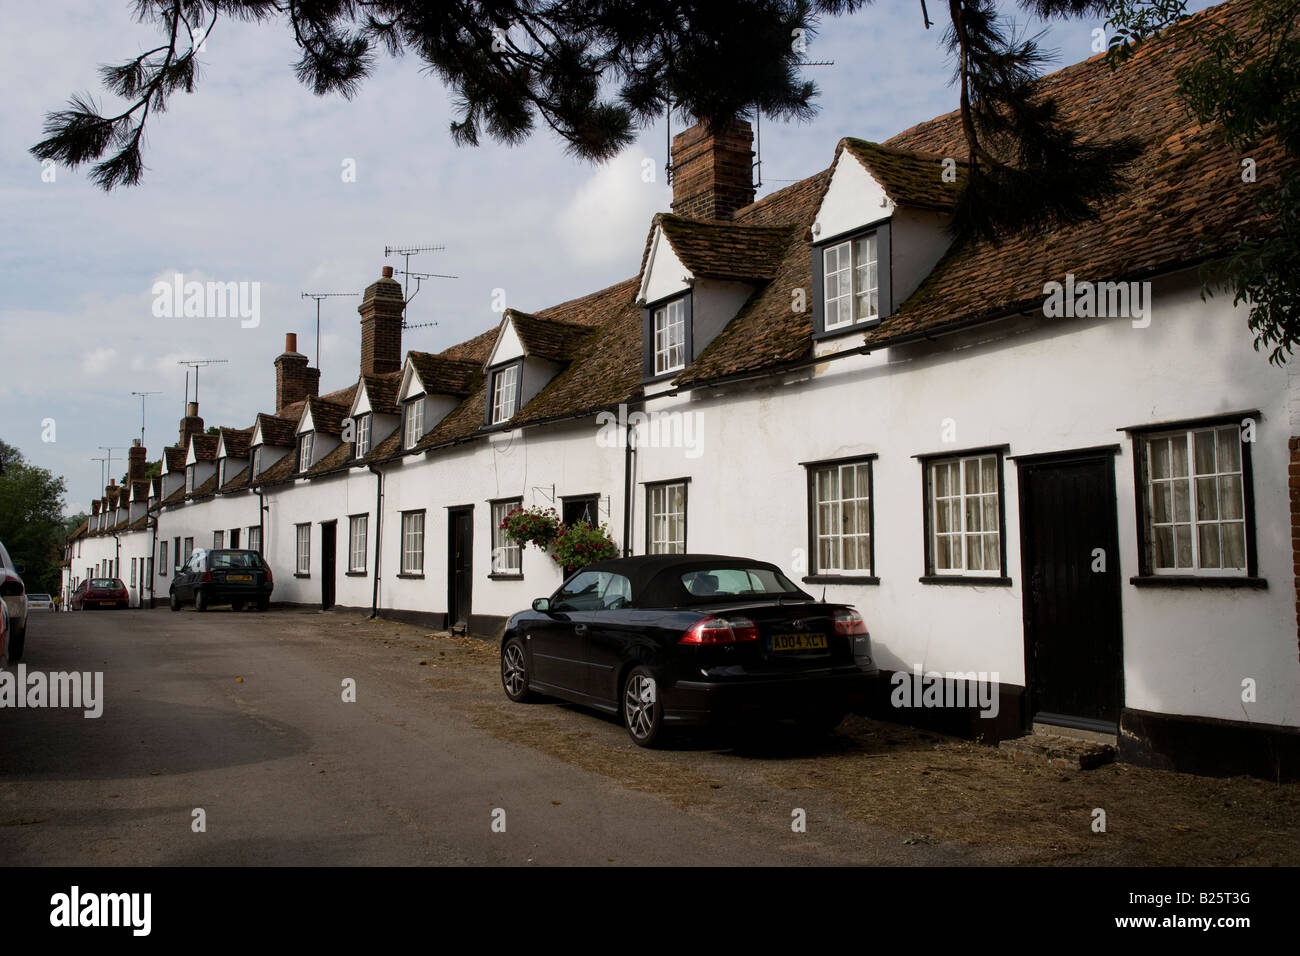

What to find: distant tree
left=0, top=439, right=70, bottom=595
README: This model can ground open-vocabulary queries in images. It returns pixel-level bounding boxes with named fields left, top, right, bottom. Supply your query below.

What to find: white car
left=0, top=538, right=28, bottom=663
left=27, top=593, right=54, bottom=611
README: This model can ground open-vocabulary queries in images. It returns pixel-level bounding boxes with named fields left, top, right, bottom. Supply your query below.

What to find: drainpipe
left=112, top=533, right=121, bottom=584
left=368, top=464, right=384, bottom=619
left=622, top=420, right=635, bottom=556
left=148, top=514, right=158, bottom=608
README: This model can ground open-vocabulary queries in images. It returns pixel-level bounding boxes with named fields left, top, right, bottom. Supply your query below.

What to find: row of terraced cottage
left=62, top=0, right=1299, bottom=778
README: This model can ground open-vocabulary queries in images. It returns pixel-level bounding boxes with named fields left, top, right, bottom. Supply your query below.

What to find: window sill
left=397, top=572, right=425, bottom=580
left=294, top=573, right=310, bottom=579
left=640, top=370, right=684, bottom=385
left=488, top=573, right=524, bottom=581
left=1129, top=575, right=1267, bottom=589
left=812, top=318, right=883, bottom=343
left=803, top=575, right=878, bottom=585
left=345, top=570, right=367, bottom=577
left=919, top=575, right=1013, bottom=587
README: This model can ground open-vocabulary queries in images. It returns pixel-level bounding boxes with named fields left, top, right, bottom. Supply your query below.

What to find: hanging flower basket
left=549, top=521, right=620, bottom=569
left=500, top=506, right=561, bottom=550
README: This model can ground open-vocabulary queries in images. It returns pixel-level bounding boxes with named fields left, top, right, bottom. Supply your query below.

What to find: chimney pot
left=286, top=332, right=297, bottom=353
left=186, top=401, right=199, bottom=418
left=382, top=266, right=394, bottom=279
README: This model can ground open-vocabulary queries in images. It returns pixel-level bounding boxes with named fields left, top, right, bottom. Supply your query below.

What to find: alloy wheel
left=623, top=673, right=658, bottom=742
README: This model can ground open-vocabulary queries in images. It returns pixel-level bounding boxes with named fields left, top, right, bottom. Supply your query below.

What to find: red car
left=72, top=577, right=130, bottom=610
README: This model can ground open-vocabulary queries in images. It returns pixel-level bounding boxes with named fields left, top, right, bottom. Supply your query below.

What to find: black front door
left=321, top=521, right=336, bottom=610
left=1018, top=451, right=1124, bottom=731
left=448, top=507, right=473, bottom=630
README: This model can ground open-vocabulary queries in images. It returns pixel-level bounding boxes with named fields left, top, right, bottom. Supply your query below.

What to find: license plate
left=228, top=574, right=253, bottom=582
left=99, top=601, right=116, bottom=607
left=771, top=633, right=828, bottom=652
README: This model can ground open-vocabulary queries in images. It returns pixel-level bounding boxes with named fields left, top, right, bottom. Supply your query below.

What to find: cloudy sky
left=1, top=0, right=1214, bottom=514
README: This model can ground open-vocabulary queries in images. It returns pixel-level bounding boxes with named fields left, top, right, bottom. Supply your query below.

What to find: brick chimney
left=179, top=401, right=204, bottom=452
left=670, top=118, right=756, bottom=221
left=128, top=439, right=147, bottom=485
left=275, top=332, right=321, bottom=413
left=359, top=266, right=404, bottom=376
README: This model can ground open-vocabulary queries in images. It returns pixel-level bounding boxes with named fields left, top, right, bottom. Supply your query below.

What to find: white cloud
left=555, top=151, right=672, bottom=267
left=81, top=347, right=119, bottom=377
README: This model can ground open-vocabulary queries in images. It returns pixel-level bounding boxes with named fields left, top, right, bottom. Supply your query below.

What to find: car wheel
left=500, top=637, right=534, bottom=702
left=231, top=601, right=245, bottom=612
left=622, top=666, right=669, bottom=748
left=169, top=590, right=181, bottom=612
left=257, top=598, right=270, bottom=612
left=194, top=589, right=208, bottom=613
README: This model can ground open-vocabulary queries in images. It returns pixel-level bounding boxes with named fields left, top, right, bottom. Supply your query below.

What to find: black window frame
left=1124, top=412, right=1265, bottom=588
left=641, top=292, right=693, bottom=382
left=811, top=221, right=891, bottom=340
left=801, top=453, right=879, bottom=585
left=916, top=444, right=1012, bottom=586
left=484, top=358, right=525, bottom=427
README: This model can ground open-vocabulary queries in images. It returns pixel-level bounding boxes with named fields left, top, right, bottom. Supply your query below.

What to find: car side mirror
left=531, top=598, right=550, bottom=612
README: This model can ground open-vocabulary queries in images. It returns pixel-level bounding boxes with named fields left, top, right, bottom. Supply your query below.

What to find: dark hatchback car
left=500, top=554, right=880, bottom=747
left=170, top=548, right=273, bottom=612
left=72, top=578, right=129, bottom=610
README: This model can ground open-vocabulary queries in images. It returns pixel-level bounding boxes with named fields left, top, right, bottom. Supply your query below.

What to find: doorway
left=447, top=507, right=473, bottom=631
left=320, top=520, right=337, bottom=610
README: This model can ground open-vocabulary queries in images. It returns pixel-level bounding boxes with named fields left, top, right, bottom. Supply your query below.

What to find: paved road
left=0, top=607, right=987, bottom=866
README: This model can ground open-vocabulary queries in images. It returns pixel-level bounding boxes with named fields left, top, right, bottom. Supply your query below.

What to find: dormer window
left=298, top=433, right=314, bottom=472
left=403, top=400, right=424, bottom=450
left=824, top=233, right=879, bottom=329
left=812, top=216, right=893, bottom=338
left=185, top=465, right=195, bottom=493
left=653, top=299, right=687, bottom=374
left=252, top=447, right=262, bottom=478
left=218, top=459, right=226, bottom=486
left=355, top=413, right=371, bottom=457
left=489, top=362, right=521, bottom=424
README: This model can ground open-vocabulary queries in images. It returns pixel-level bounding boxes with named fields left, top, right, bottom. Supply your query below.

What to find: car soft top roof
left=576, top=554, right=810, bottom=606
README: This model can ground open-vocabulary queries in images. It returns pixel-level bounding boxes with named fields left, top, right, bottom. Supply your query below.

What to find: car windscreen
left=29, top=594, right=51, bottom=601
left=209, top=550, right=264, bottom=570
left=89, top=579, right=120, bottom=589
left=677, top=566, right=807, bottom=603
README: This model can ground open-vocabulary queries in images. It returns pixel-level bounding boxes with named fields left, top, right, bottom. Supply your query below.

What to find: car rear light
left=202, top=570, right=212, bottom=583
left=680, top=615, right=759, bottom=645
left=833, top=608, right=868, bottom=636
left=264, top=566, right=273, bottom=584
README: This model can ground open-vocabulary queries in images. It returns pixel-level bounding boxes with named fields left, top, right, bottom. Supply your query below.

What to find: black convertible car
left=500, top=554, right=880, bottom=746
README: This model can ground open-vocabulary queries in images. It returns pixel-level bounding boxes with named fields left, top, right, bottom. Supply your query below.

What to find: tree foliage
left=1106, top=0, right=1300, bottom=363
left=0, top=439, right=71, bottom=595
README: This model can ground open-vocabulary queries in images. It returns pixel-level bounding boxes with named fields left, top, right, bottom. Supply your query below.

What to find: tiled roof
left=438, top=327, right=498, bottom=363
left=254, top=413, right=297, bottom=448
left=130, top=479, right=149, bottom=502
left=407, top=353, right=480, bottom=397
left=304, top=440, right=353, bottom=478
left=304, top=396, right=350, bottom=437
left=673, top=172, right=830, bottom=385
left=653, top=214, right=792, bottom=282
left=188, top=472, right=218, bottom=501
left=190, top=434, right=219, bottom=462
left=161, top=483, right=186, bottom=506
left=676, top=0, right=1285, bottom=384
left=837, top=139, right=966, bottom=212
left=254, top=448, right=298, bottom=488
left=359, top=372, right=403, bottom=414
left=163, top=446, right=187, bottom=473
left=219, top=427, right=253, bottom=460
left=506, top=310, right=595, bottom=363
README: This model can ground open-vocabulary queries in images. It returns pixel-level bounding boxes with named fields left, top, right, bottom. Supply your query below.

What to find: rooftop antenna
left=89, top=455, right=108, bottom=491
left=130, top=390, right=162, bottom=448
left=175, top=359, right=229, bottom=405
left=752, top=56, right=834, bottom=189
left=98, top=445, right=128, bottom=486
left=300, top=292, right=360, bottom=368
left=384, top=245, right=447, bottom=319
left=391, top=269, right=460, bottom=330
